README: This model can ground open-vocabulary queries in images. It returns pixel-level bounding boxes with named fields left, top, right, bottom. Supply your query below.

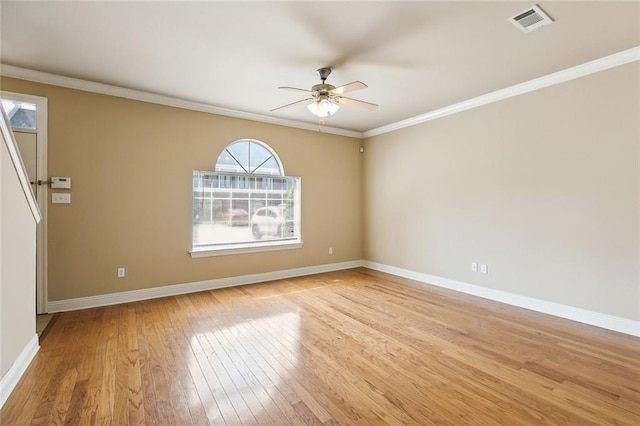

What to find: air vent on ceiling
left=509, top=5, right=553, bottom=33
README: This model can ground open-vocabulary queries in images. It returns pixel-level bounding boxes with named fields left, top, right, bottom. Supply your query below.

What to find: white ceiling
left=1, top=1, right=638, bottom=133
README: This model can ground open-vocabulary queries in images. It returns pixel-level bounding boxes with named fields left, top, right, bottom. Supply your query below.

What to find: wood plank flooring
left=2, top=267, right=639, bottom=425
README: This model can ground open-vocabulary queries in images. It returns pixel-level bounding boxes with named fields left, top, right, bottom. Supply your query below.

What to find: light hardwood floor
left=2, top=268, right=639, bottom=425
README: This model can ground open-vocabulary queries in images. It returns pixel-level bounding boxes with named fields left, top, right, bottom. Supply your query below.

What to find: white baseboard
left=0, top=334, right=39, bottom=409
left=45, top=259, right=639, bottom=337
left=47, top=260, right=364, bottom=313
left=363, top=261, right=640, bottom=337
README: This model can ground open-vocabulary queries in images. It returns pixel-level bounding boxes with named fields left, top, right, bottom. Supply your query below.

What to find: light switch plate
left=52, top=193, right=71, bottom=204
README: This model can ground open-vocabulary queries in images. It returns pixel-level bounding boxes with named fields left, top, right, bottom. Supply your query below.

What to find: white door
left=2, top=93, right=48, bottom=314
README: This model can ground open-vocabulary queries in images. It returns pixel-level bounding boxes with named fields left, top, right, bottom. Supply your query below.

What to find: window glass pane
left=253, top=156, right=281, bottom=176
left=214, top=140, right=282, bottom=176
left=249, top=146, right=271, bottom=170
left=1, top=99, right=37, bottom=130
left=192, top=171, right=301, bottom=250
left=216, top=149, right=246, bottom=174
left=226, top=140, right=250, bottom=172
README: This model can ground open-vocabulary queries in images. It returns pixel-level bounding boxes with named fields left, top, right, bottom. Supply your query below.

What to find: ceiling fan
left=271, top=68, right=378, bottom=118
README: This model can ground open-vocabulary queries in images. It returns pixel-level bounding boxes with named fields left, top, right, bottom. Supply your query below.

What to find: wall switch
left=481, top=264, right=489, bottom=274
left=52, top=193, right=71, bottom=204
left=328, top=247, right=333, bottom=255
left=117, top=267, right=125, bottom=278
left=471, top=262, right=478, bottom=272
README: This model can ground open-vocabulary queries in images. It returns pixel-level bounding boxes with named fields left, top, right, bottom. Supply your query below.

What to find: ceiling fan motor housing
left=312, top=83, right=336, bottom=95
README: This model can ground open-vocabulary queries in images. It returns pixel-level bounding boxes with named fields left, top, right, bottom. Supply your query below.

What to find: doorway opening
left=1, top=92, right=48, bottom=319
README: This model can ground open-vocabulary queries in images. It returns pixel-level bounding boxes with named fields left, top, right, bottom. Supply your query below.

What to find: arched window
left=215, top=139, right=284, bottom=176
left=191, top=139, right=302, bottom=257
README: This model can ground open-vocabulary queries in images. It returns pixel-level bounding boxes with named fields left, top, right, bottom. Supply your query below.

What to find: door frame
left=1, top=91, right=48, bottom=314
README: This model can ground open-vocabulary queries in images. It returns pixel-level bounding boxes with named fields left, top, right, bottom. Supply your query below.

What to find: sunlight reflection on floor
left=189, top=311, right=301, bottom=418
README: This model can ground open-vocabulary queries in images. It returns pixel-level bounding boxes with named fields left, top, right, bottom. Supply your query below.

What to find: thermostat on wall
left=51, top=177, right=71, bottom=189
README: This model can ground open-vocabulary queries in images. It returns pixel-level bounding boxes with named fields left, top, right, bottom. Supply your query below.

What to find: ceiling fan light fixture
left=273, top=67, right=376, bottom=118
left=307, top=96, right=340, bottom=118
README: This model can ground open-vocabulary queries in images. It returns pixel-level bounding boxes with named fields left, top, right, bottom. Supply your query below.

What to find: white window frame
left=190, top=140, right=303, bottom=258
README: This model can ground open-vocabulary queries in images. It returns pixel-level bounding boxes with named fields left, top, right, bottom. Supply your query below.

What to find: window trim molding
left=190, top=240, right=303, bottom=258
left=192, top=140, right=301, bottom=256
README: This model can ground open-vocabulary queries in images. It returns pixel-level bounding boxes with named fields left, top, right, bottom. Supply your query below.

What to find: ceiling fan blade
left=329, top=81, right=367, bottom=95
left=278, top=86, right=314, bottom=94
left=335, top=96, right=378, bottom=110
left=270, top=98, right=313, bottom=112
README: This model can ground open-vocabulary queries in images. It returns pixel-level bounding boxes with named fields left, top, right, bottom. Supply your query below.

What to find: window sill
left=190, top=240, right=303, bottom=258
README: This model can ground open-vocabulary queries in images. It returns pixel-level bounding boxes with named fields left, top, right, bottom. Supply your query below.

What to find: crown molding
left=0, top=64, right=363, bottom=139
left=363, top=45, right=640, bottom=138
left=3, top=45, right=638, bottom=141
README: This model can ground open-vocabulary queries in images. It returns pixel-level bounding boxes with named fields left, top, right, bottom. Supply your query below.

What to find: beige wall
left=2, top=61, right=638, bottom=322
left=1, top=131, right=37, bottom=378
left=364, top=62, right=640, bottom=321
left=0, top=77, right=363, bottom=301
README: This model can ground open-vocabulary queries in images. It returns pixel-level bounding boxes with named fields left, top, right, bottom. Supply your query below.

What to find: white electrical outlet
left=329, top=247, right=333, bottom=255
left=117, top=267, right=125, bottom=278
left=481, top=264, right=488, bottom=274
left=471, top=262, right=478, bottom=272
